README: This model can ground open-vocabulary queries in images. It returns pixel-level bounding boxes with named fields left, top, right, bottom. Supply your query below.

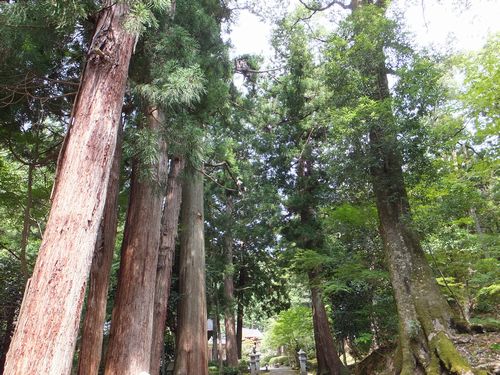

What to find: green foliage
left=125, top=0, right=172, bottom=34
left=263, top=306, right=314, bottom=359
left=470, top=317, right=500, bottom=332
left=222, top=366, right=240, bottom=375
left=268, top=356, right=290, bottom=366
left=135, top=65, right=206, bottom=108
left=454, top=33, right=500, bottom=141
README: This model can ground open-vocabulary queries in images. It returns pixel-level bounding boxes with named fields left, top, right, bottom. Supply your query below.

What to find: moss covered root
left=430, top=332, right=487, bottom=375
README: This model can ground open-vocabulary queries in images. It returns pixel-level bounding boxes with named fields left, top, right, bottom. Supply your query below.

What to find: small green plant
left=238, top=359, right=249, bottom=372
left=223, top=366, right=240, bottom=375
left=490, top=343, right=500, bottom=351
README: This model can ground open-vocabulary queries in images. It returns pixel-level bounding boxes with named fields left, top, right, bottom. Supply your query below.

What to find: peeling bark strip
left=77, top=127, right=123, bottom=375
left=150, top=154, right=185, bottom=375
left=174, top=165, right=208, bottom=375
left=3, top=3, right=135, bottom=375
left=104, top=107, right=168, bottom=375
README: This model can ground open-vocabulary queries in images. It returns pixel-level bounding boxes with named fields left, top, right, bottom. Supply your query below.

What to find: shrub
left=269, top=356, right=289, bottom=366
left=223, top=366, right=240, bottom=375
left=306, top=358, right=318, bottom=370
left=238, top=359, right=249, bottom=372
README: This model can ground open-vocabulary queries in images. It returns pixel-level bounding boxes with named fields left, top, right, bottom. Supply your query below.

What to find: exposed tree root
left=353, top=332, right=490, bottom=375
left=429, top=332, right=487, bottom=375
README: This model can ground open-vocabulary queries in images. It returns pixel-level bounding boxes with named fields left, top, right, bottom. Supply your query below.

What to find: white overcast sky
left=226, top=0, right=500, bottom=58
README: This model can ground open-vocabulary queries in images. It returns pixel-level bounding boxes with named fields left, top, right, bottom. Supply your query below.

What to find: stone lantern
left=298, top=349, right=307, bottom=375
left=249, top=347, right=260, bottom=375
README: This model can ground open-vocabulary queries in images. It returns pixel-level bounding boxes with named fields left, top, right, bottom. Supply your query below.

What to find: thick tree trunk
left=364, top=11, right=478, bottom=372
left=77, top=127, right=123, bottom=375
left=150, top=155, right=185, bottom=375
left=309, top=272, right=346, bottom=375
left=3, top=3, right=135, bottom=374
left=296, top=155, right=346, bottom=375
left=370, top=124, right=478, bottom=375
left=236, top=297, right=244, bottom=359
left=104, top=107, right=168, bottom=375
left=223, top=193, right=238, bottom=367
left=173, top=164, right=208, bottom=375
left=212, top=314, right=219, bottom=362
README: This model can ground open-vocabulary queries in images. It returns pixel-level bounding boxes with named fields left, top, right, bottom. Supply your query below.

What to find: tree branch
left=298, top=0, right=352, bottom=11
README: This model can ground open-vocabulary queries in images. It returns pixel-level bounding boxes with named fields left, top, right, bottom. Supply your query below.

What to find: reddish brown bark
left=150, top=155, right=185, bottom=375
left=173, top=165, right=208, bottom=375
left=3, top=3, right=135, bottom=374
left=223, top=193, right=238, bottom=367
left=235, top=266, right=246, bottom=359
left=296, top=153, right=346, bottom=375
left=309, top=272, right=345, bottom=375
left=77, top=127, right=123, bottom=375
left=236, top=297, right=244, bottom=359
left=104, top=107, right=168, bottom=375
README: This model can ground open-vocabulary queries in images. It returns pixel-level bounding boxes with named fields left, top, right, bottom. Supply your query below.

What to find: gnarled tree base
left=353, top=334, right=488, bottom=375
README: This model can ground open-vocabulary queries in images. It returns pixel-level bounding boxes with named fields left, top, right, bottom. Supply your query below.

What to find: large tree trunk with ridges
left=3, top=3, right=135, bottom=374
left=77, top=127, right=122, bottom=375
left=104, top=107, right=168, bottom=375
left=370, top=122, right=480, bottom=375
left=223, top=193, right=238, bottom=367
left=150, top=155, right=185, bottom=375
left=174, top=165, right=208, bottom=375
left=309, top=272, right=346, bottom=375
left=362, top=5, right=480, bottom=371
left=297, top=154, right=346, bottom=375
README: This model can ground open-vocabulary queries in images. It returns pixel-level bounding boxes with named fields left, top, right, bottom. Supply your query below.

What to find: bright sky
left=227, top=0, right=500, bottom=58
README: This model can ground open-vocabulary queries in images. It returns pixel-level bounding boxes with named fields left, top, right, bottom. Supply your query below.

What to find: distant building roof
left=242, top=328, right=263, bottom=340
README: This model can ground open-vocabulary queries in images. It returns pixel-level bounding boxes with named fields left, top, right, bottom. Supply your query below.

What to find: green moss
left=428, top=351, right=441, bottom=375
left=470, top=317, right=500, bottom=332
left=430, top=332, right=474, bottom=374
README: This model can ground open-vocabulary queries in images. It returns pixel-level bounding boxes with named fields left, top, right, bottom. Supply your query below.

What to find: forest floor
left=454, top=331, right=500, bottom=373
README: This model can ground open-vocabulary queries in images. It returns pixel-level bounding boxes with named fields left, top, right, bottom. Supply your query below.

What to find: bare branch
left=298, top=0, right=352, bottom=11
left=198, top=168, right=239, bottom=193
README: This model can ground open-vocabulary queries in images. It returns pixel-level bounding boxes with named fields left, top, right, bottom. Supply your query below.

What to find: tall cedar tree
left=77, top=127, right=123, bottom=375
left=172, top=0, right=231, bottom=371
left=104, top=107, right=168, bottom=374
left=150, top=155, right=185, bottom=374
left=4, top=3, right=135, bottom=374
left=223, top=192, right=239, bottom=367
left=174, top=164, right=208, bottom=375
left=266, top=20, right=346, bottom=375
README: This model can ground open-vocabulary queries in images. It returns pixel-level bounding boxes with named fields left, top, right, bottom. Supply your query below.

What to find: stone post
left=249, top=352, right=256, bottom=375
left=298, top=349, right=307, bottom=375
left=255, top=352, right=260, bottom=374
